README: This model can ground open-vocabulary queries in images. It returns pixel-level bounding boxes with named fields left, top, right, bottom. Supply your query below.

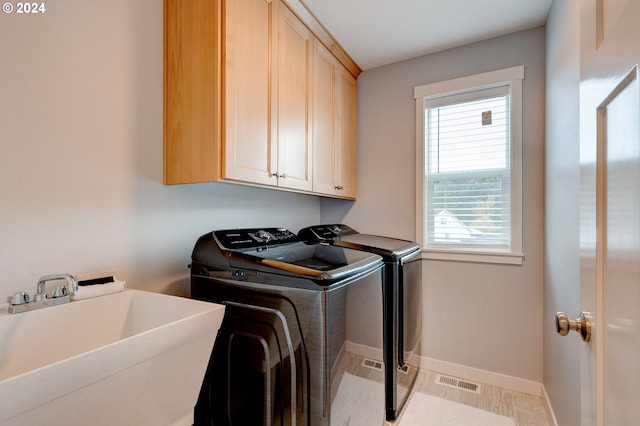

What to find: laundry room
left=3, top=0, right=635, bottom=425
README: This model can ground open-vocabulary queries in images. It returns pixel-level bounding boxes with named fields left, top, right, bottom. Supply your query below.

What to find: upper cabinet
left=163, top=0, right=361, bottom=199
left=312, top=40, right=357, bottom=198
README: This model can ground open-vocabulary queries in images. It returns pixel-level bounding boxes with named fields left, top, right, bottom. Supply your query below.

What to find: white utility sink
left=0, top=289, right=225, bottom=426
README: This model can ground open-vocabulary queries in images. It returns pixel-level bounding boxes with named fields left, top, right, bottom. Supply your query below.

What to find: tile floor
left=390, top=369, right=554, bottom=426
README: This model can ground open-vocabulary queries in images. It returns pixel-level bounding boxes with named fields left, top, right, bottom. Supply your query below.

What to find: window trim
left=414, top=66, right=524, bottom=265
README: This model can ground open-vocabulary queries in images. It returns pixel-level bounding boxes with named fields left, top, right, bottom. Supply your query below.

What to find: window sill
left=420, top=248, right=524, bottom=265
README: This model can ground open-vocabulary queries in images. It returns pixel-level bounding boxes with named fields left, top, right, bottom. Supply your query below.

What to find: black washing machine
left=298, top=224, right=422, bottom=421
left=190, top=228, right=386, bottom=426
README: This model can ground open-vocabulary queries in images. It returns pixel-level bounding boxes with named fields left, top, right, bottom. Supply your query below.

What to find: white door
left=578, top=0, right=640, bottom=425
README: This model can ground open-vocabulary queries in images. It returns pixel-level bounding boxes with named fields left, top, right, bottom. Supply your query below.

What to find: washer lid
left=334, top=234, right=420, bottom=260
left=298, top=225, right=420, bottom=260
left=231, top=241, right=383, bottom=282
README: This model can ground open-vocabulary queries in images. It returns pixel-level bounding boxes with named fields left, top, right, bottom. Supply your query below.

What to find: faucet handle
left=52, top=286, right=68, bottom=298
left=51, top=285, right=67, bottom=299
left=11, top=291, right=30, bottom=305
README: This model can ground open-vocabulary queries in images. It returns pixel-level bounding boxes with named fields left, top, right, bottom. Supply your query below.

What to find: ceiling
left=302, top=0, right=552, bottom=70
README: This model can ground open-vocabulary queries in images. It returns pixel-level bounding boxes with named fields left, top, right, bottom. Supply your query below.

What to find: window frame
left=414, top=66, right=524, bottom=265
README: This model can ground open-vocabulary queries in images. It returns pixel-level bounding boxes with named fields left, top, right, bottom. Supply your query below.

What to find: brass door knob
left=555, top=311, right=593, bottom=342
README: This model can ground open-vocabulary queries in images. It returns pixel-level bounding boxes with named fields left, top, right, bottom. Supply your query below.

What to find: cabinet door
left=335, top=66, right=357, bottom=198
left=312, top=40, right=357, bottom=199
left=312, top=40, right=338, bottom=195
left=276, top=5, right=313, bottom=191
left=223, top=0, right=277, bottom=185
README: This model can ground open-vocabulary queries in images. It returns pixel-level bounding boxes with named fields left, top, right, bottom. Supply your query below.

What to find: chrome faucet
left=8, top=273, right=78, bottom=314
left=35, top=273, right=78, bottom=300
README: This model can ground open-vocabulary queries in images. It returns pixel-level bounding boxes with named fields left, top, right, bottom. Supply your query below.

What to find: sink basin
left=0, top=289, right=225, bottom=426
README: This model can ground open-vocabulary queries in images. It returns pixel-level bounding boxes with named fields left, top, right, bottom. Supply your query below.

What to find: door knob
left=555, top=311, right=593, bottom=342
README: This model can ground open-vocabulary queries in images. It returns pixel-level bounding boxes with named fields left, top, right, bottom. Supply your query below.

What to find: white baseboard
left=419, top=356, right=543, bottom=396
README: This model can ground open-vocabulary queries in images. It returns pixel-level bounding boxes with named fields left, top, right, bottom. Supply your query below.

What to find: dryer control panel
left=298, top=224, right=357, bottom=242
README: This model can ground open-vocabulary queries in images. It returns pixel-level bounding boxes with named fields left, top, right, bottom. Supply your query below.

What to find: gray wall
left=544, top=0, right=582, bottom=424
left=322, top=28, right=546, bottom=383
left=0, top=0, right=320, bottom=298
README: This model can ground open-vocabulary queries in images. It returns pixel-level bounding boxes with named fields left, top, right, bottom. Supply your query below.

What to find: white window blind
left=425, top=87, right=511, bottom=249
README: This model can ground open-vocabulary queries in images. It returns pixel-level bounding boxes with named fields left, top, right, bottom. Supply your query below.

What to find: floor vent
left=361, top=358, right=383, bottom=371
left=435, top=374, right=481, bottom=394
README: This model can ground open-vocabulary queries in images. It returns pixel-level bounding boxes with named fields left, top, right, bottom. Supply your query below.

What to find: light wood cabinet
left=336, top=66, right=357, bottom=199
left=274, top=4, right=313, bottom=191
left=223, top=0, right=276, bottom=186
left=312, top=40, right=357, bottom=199
left=164, top=0, right=359, bottom=199
left=226, top=0, right=313, bottom=190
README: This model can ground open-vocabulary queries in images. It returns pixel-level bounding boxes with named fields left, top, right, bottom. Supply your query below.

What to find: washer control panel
left=213, top=228, right=298, bottom=250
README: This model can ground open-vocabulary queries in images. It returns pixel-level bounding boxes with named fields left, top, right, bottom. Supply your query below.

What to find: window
left=414, top=66, right=524, bottom=264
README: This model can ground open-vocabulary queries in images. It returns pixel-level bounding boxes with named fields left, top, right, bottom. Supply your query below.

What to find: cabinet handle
left=334, top=185, right=344, bottom=190
left=271, top=172, right=286, bottom=178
